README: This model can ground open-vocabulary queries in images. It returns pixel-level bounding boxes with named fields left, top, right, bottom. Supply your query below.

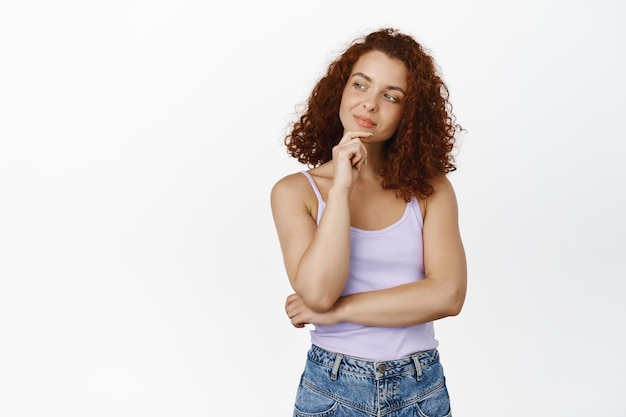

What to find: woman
left=271, top=28, right=467, bottom=417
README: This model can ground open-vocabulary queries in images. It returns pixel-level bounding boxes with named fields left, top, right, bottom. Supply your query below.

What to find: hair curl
left=284, top=28, right=463, bottom=200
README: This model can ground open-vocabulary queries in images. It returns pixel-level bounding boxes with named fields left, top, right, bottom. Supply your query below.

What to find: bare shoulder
left=271, top=162, right=333, bottom=200
left=431, top=174, right=456, bottom=194
left=270, top=171, right=321, bottom=256
left=270, top=171, right=319, bottom=220
left=271, top=171, right=309, bottom=202
left=421, top=175, right=459, bottom=217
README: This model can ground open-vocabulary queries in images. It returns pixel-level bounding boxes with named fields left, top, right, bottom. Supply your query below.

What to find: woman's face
left=339, top=50, right=408, bottom=142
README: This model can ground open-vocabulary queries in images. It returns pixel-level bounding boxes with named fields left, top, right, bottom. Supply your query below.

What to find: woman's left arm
left=285, top=175, right=467, bottom=328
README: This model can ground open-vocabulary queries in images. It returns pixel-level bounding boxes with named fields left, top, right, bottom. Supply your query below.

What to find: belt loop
left=330, top=353, right=343, bottom=381
left=412, top=355, right=423, bottom=381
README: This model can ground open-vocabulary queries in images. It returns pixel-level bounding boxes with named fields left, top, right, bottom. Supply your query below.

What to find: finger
left=347, top=136, right=370, bottom=164
left=285, top=293, right=298, bottom=310
left=336, top=141, right=366, bottom=164
left=355, top=131, right=374, bottom=139
left=286, top=299, right=303, bottom=319
left=337, top=131, right=373, bottom=148
left=350, top=146, right=369, bottom=169
left=291, top=314, right=309, bottom=328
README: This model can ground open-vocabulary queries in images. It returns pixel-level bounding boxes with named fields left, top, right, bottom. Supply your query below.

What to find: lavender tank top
left=300, top=171, right=438, bottom=361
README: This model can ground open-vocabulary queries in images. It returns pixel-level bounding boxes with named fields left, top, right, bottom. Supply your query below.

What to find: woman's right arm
left=270, top=132, right=369, bottom=312
left=270, top=174, right=352, bottom=312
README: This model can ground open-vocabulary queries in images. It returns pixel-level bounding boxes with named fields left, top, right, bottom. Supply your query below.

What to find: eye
left=384, top=93, right=400, bottom=103
left=353, top=82, right=366, bottom=90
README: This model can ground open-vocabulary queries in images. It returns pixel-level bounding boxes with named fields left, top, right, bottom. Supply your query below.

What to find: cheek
left=384, top=109, right=403, bottom=131
left=338, top=94, right=353, bottom=125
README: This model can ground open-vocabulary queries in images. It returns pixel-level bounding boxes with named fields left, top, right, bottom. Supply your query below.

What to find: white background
left=1, top=0, right=625, bottom=415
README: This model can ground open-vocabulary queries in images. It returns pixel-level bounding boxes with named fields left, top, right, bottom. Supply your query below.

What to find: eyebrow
left=351, top=72, right=407, bottom=95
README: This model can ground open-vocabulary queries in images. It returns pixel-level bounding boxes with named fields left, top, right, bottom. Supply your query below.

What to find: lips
left=353, top=115, right=376, bottom=129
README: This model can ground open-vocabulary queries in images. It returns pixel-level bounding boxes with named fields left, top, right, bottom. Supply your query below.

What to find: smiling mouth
left=354, top=115, right=376, bottom=129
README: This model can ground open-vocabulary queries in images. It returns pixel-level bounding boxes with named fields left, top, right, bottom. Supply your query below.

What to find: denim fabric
left=293, top=345, right=451, bottom=417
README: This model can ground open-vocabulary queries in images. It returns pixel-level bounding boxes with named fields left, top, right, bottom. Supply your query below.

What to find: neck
left=361, top=143, right=385, bottom=175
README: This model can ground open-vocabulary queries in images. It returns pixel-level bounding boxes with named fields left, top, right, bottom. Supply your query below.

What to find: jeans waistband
left=307, top=344, right=439, bottom=380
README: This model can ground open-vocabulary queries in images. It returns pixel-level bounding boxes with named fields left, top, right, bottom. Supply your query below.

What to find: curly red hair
left=284, top=28, right=463, bottom=200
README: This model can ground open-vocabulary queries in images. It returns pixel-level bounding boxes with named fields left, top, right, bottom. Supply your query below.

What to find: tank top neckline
left=300, top=170, right=418, bottom=234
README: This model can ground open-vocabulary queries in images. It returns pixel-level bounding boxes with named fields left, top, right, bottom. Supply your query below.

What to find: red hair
left=284, top=28, right=463, bottom=200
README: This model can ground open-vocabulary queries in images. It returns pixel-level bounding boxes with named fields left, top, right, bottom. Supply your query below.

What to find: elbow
left=303, top=293, right=337, bottom=313
left=292, top=282, right=337, bottom=313
left=293, top=275, right=343, bottom=313
left=443, top=285, right=466, bottom=317
left=446, top=300, right=464, bottom=317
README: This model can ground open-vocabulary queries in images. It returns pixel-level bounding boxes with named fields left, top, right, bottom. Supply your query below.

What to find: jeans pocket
left=293, top=380, right=339, bottom=417
left=415, top=384, right=451, bottom=417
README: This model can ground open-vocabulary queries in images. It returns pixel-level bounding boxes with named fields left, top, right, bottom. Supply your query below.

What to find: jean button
left=377, top=364, right=386, bottom=373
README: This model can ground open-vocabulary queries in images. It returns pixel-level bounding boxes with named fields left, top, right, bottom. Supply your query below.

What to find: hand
left=285, top=293, right=339, bottom=328
left=331, top=131, right=372, bottom=190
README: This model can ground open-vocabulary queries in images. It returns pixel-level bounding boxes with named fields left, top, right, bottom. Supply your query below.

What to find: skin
left=271, top=50, right=467, bottom=329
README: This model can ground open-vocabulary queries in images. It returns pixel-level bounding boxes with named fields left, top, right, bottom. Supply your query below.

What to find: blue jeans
left=293, top=345, right=451, bottom=417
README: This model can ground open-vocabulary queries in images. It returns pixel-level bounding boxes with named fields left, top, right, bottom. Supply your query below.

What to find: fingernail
left=364, top=159, right=368, bottom=166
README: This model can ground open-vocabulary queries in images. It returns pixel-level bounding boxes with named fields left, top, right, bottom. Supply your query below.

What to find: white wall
left=1, top=1, right=625, bottom=415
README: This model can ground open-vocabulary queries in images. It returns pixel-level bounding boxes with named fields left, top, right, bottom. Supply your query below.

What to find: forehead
left=351, top=50, right=408, bottom=89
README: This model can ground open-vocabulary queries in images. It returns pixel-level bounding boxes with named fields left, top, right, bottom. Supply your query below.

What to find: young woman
left=271, top=28, right=467, bottom=417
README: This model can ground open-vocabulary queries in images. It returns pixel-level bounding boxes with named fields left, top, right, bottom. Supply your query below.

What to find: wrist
left=327, top=186, right=351, bottom=203
left=331, top=297, right=348, bottom=324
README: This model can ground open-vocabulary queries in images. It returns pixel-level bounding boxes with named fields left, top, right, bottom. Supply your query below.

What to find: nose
left=362, top=101, right=377, bottom=112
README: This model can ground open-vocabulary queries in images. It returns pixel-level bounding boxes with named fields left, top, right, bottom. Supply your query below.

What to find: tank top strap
left=408, top=196, right=424, bottom=228
left=300, top=171, right=326, bottom=225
